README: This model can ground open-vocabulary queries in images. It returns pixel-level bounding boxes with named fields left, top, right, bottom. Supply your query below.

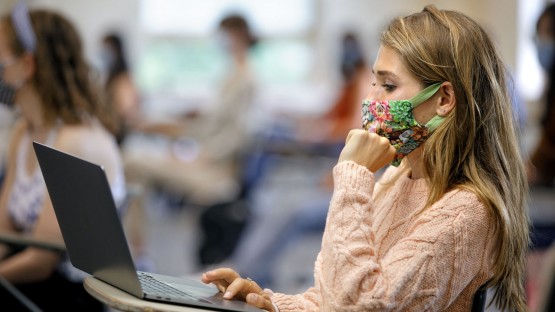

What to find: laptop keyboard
left=138, top=272, right=213, bottom=304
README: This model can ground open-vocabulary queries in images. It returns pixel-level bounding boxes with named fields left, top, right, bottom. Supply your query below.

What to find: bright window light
left=516, top=0, right=545, bottom=101
left=139, top=0, right=315, bottom=36
left=136, top=0, right=316, bottom=93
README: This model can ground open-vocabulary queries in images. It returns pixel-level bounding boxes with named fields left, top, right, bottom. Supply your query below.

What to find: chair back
left=536, top=241, right=555, bottom=312
left=0, top=276, right=43, bottom=312
left=471, top=286, right=487, bottom=312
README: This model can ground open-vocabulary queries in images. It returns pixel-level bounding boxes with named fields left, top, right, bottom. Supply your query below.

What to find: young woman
left=201, top=5, right=529, bottom=311
left=0, top=5, right=125, bottom=311
left=100, top=32, right=141, bottom=145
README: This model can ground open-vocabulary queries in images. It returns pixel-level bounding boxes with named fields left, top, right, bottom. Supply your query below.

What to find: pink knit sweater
left=271, top=161, right=495, bottom=311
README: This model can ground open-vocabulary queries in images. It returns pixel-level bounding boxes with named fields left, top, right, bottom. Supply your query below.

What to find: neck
left=18, top=87, right=51, bottom=133
left=405, top=146, right=425, bottom=179
left=232, top=47, right=249, bottom=68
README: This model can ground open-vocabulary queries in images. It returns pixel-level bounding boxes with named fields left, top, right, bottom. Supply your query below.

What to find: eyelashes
left=370, top=81, right=397, bottom=93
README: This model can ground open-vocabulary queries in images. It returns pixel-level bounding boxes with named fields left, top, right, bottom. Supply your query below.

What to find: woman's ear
left=436, top=82, right=456, bottom=116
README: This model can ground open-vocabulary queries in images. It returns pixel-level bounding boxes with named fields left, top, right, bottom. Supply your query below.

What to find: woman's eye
left=383, top=84, right=397, bottom=92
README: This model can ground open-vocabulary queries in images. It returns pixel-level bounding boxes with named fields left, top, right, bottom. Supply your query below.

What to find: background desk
left=0, top=231, right=65, bottom=252
left=84, top=276, right=217, bottom=312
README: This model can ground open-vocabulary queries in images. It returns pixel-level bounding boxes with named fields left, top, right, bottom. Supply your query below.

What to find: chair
left=471, top=285, right=488, bottom=312
left=0, top=276, right=43, bottom=312
left=535, top=241, right=555, bottom=312
left=197, top=145, right=266, bottom=266
left=0, top=232, right=65, bottom=312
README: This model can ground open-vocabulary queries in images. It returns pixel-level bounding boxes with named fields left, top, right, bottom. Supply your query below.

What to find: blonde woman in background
left=202, top=5, right=529, bottom=311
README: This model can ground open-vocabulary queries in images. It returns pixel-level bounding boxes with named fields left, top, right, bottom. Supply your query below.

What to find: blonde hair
left=381, top=5, right=529, bottom=311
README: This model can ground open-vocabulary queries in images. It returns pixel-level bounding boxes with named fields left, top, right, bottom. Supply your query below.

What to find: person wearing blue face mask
left=529, top=3, right=555, bottom=187
left=525, top=3, right=555, bottom=310
left=200, top=5, right=529, bottom=311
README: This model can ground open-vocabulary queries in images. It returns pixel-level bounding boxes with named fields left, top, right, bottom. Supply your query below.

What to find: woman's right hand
left=338, top=129, right=396, bottom=172
left=201, top=268, right=276, bottom=311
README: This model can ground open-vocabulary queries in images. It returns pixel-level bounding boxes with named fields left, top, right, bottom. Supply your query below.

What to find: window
left=137, top=0, right=316, bottom=94
left=516, top=0, right=545, bottom=101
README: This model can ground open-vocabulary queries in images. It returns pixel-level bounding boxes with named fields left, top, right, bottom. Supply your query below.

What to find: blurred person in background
left=0, top=4, right=125, bottom=311
left=100, top=32, right=141, bottom=146
left=124, top=13, right=258, bottom=207
left=526, top=3, right=555, bottom=310
left=202, top=5, right=529, bottom=311
left=530, top=3, right=555, bottom=187
left=294, top=32, right=370, bottom=154
left=121, top=13, right=259, bottom=276
left=260, top=32, right=370, bottom=159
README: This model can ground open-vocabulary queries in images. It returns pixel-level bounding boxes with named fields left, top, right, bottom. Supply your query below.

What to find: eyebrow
left=372, top=69, right=400, bottom=80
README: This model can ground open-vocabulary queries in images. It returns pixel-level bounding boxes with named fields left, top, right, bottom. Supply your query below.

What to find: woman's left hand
left=201, top=268, right=276, bottom=311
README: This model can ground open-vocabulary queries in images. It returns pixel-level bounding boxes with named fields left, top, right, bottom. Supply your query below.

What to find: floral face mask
left=362, top=83, right=444, bottom=166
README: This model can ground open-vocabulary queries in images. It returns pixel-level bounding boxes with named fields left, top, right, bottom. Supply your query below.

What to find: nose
left=365, top=84, right=383, bottom=100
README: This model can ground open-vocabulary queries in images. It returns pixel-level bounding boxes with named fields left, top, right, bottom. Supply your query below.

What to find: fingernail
left=224, top=291, right=232, bottom=299
left=247, top=293, right=256, bottom=302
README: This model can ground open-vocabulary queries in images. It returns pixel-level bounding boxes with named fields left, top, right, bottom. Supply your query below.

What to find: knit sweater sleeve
left=271, top=161, right=493, bottom=311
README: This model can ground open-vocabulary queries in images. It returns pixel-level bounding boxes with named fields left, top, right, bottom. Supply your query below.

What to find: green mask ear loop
left=410, top=83, right=442, bottom=106
left=424, top=115, right=445, bottom=132
left=409, top=82, right=445, bottom=132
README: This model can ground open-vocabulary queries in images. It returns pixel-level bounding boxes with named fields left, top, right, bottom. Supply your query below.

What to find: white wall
left=26, top=0, right=141, bottom=68
left=0, top=0, right=18, bottom=15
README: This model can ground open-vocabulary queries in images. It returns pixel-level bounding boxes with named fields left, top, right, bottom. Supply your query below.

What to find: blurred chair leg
left=0, top=276, right=43, bottom=312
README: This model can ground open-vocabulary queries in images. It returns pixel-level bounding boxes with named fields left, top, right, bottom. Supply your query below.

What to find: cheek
left=365, top=84, right=380, bottom=100
left=412, top=102, right=437, bottom=125
left=2, top=62, right=26, bottom=84
left=1, top=68, right=17, bottom=83
left=366, top=88, right=399, bottom=101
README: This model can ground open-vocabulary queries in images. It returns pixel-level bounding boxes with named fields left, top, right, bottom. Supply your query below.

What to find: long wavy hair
left=381, top=5, right=529, bottom=311
left=103, top=33, right=129, bottom=88
left=2, top=9, right=116, bottom=132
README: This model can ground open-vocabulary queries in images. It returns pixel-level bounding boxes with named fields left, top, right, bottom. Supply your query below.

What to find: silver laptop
left=33, top=142, right=262, bottom=312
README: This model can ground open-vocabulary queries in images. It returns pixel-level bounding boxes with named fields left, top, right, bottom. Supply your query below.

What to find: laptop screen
left=33, top=142, right=143, bottom=297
